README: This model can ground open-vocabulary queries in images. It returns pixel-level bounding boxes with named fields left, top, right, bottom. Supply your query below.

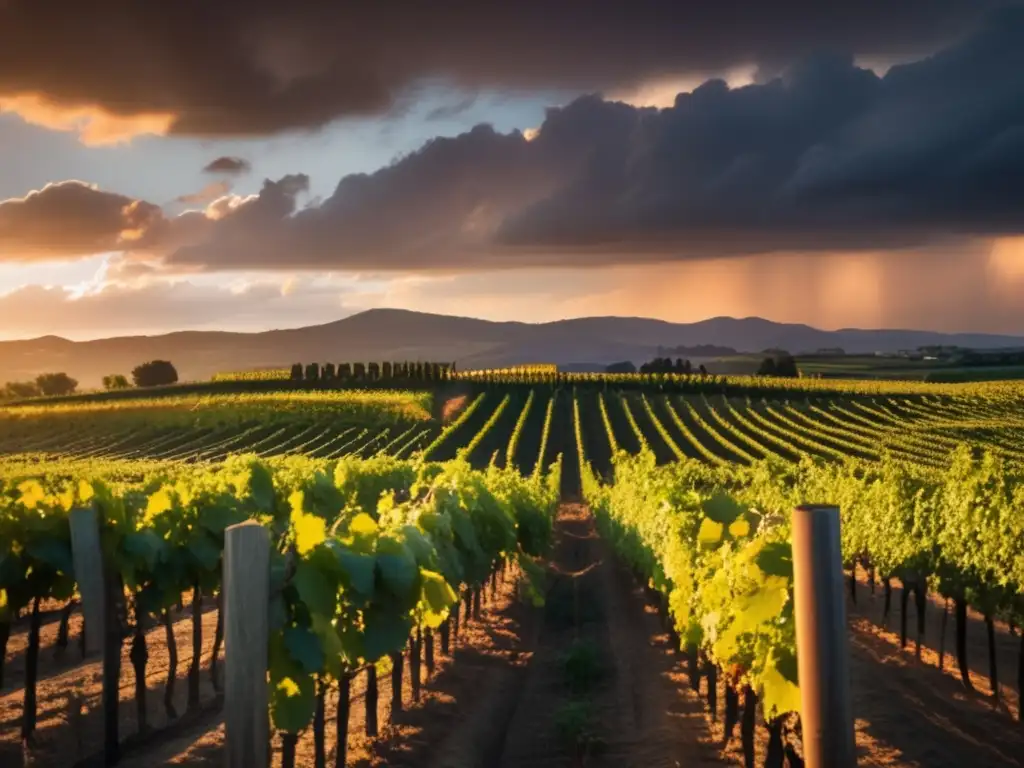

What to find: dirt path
left=498, top=503, right=724, bottom=768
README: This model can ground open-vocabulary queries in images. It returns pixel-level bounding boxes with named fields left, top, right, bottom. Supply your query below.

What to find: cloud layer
left=0, top=1, right=998, bottom=140
left=3, top=7, right=1024, bottom=271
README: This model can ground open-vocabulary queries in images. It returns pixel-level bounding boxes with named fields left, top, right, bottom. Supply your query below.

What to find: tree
left=4, top=381, right=39, bottom=399
left=304, top=363, right=320, bottom=382
left=35, top=372, right=78, bottom=396
left=757, top=352, right=799, bottom=378
left=132, top=360, right=179, bottom=388
left=102, top=374, right=131, bottom=390
left=290, top=363, right=304, bottom=380
left=775, top=353, right=799, bottom=377
left=757, top=357, right=777, bottom=376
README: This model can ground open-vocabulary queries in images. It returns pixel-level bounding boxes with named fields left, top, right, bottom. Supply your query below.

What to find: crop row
left=0, top=453, right=561, bottom=764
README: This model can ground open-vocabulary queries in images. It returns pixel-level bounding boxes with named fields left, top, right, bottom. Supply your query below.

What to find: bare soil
left=498, top=503, right=725, bottom=768
left=1, top=595, right=222, bottom=768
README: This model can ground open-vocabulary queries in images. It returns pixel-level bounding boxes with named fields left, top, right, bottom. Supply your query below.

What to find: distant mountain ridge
left=2, top=308, right=1023, bottom=388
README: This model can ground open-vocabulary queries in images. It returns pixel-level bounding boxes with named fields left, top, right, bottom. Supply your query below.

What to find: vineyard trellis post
left=224, top=520, right=271, bottom=768
left=69, top=506, right=120, bottom=764
left=792, top=504, right=856, bottom=768
left=68, top=507, right=104, bottom=655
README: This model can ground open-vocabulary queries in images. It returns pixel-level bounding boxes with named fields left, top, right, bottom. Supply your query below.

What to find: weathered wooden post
left=69, top=508, right=104, bottom=656
left=791, top=505, right=856, bottom=768
left=69, top=506, right=120, bottom=764
left=224, top=520, right=270, bottom=768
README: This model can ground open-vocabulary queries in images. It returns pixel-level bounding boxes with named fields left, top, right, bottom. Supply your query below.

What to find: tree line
left=3, top=360, right=179, bottom=400
left=290, top=361, right=453, bottom=382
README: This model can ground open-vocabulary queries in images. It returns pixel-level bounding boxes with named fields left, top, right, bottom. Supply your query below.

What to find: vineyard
left=1, top=377, right=1023, bottom=767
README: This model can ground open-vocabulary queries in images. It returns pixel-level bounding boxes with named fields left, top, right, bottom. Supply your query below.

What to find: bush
left=132, top=360, right=179, bottom=388
left=102, top=374, right=131, bottom=390
left=35, top=372, right=78, bottom=396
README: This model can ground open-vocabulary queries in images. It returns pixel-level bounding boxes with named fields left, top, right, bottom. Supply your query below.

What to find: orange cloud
left=0, top=181, right=164, bottom=259
left=0, top=94, right=174, bottom=145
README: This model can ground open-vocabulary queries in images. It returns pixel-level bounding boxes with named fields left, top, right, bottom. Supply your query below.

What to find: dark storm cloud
left=0, top=0, right=1000, bottom=137
left=202, top=157, right=252, bottom=175
left=157, top=8, right=1024, bottom=270
left=7, top=7, right=1024, bottom=270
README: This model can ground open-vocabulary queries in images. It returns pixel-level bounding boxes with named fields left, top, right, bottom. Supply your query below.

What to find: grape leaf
left=728, top=516, right=751, bottom=538
left=27, top=539, right=73, bottom=574
left=754, top=542, right=793, bottom=579
left=18, top=480, right=45, bottom=510
left=292, top=559, right=337, bottom=617
left=199, top=503, right=244, bottom=535
left=311, top=614, right=346, bottom=678
left=334, top=548, right=376, bottom=598
left=420, top=569, right=457, bottom=626
left=284, top=625, right=324, bottom=674
left=292, top=511, right=327, bottom=556
left=703, top=492, right=746, bottom=524
left=187, top=533, right=221, bottom=571
left=760, top=651, right=801, bottom=719
left=734, top=575, right=789, bottom=631
left=697, top=518, right=724, bottom=547
left=270, top=673, right=316, bottom=734
left=362, top=606, right=413, bottom=661
left=249, top=463, right=276, bottom=514
left=376, top=537, right=418, bottom=601
left=122, top=531, right=165, bottom=571
left=146, top=488, right=174, bottom=520
left=349, top=513, right=378, bottom=538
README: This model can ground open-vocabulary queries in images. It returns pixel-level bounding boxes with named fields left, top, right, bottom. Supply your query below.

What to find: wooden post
left=224, top=521, right=270, bottom=768
left=69, top=508, right=104, bottom=656
left=69, top=506, right=120, bottom=764
left=791, top=505, right=855, bottom=768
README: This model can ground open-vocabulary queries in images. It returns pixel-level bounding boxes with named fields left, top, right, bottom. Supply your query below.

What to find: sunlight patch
left=0, top=93, right=174, bottom=145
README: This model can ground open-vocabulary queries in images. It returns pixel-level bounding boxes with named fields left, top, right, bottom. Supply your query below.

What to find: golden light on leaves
left=0, top=93, right=175, bottom=145
left=17, top=479, right=45, bottom=510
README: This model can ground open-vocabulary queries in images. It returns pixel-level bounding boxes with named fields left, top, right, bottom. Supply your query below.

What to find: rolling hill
left=2, top=309, right=1023, bottom=388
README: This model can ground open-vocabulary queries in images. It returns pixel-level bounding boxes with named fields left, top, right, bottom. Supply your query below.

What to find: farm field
left=1, top=375, right=1023, bottom=767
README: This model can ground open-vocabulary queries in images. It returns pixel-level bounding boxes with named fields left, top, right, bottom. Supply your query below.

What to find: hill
left=2, top=308, right=1023, bottom=387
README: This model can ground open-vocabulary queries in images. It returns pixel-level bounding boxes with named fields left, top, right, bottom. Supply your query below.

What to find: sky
left=2, top=0, right=1024, bottom=340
